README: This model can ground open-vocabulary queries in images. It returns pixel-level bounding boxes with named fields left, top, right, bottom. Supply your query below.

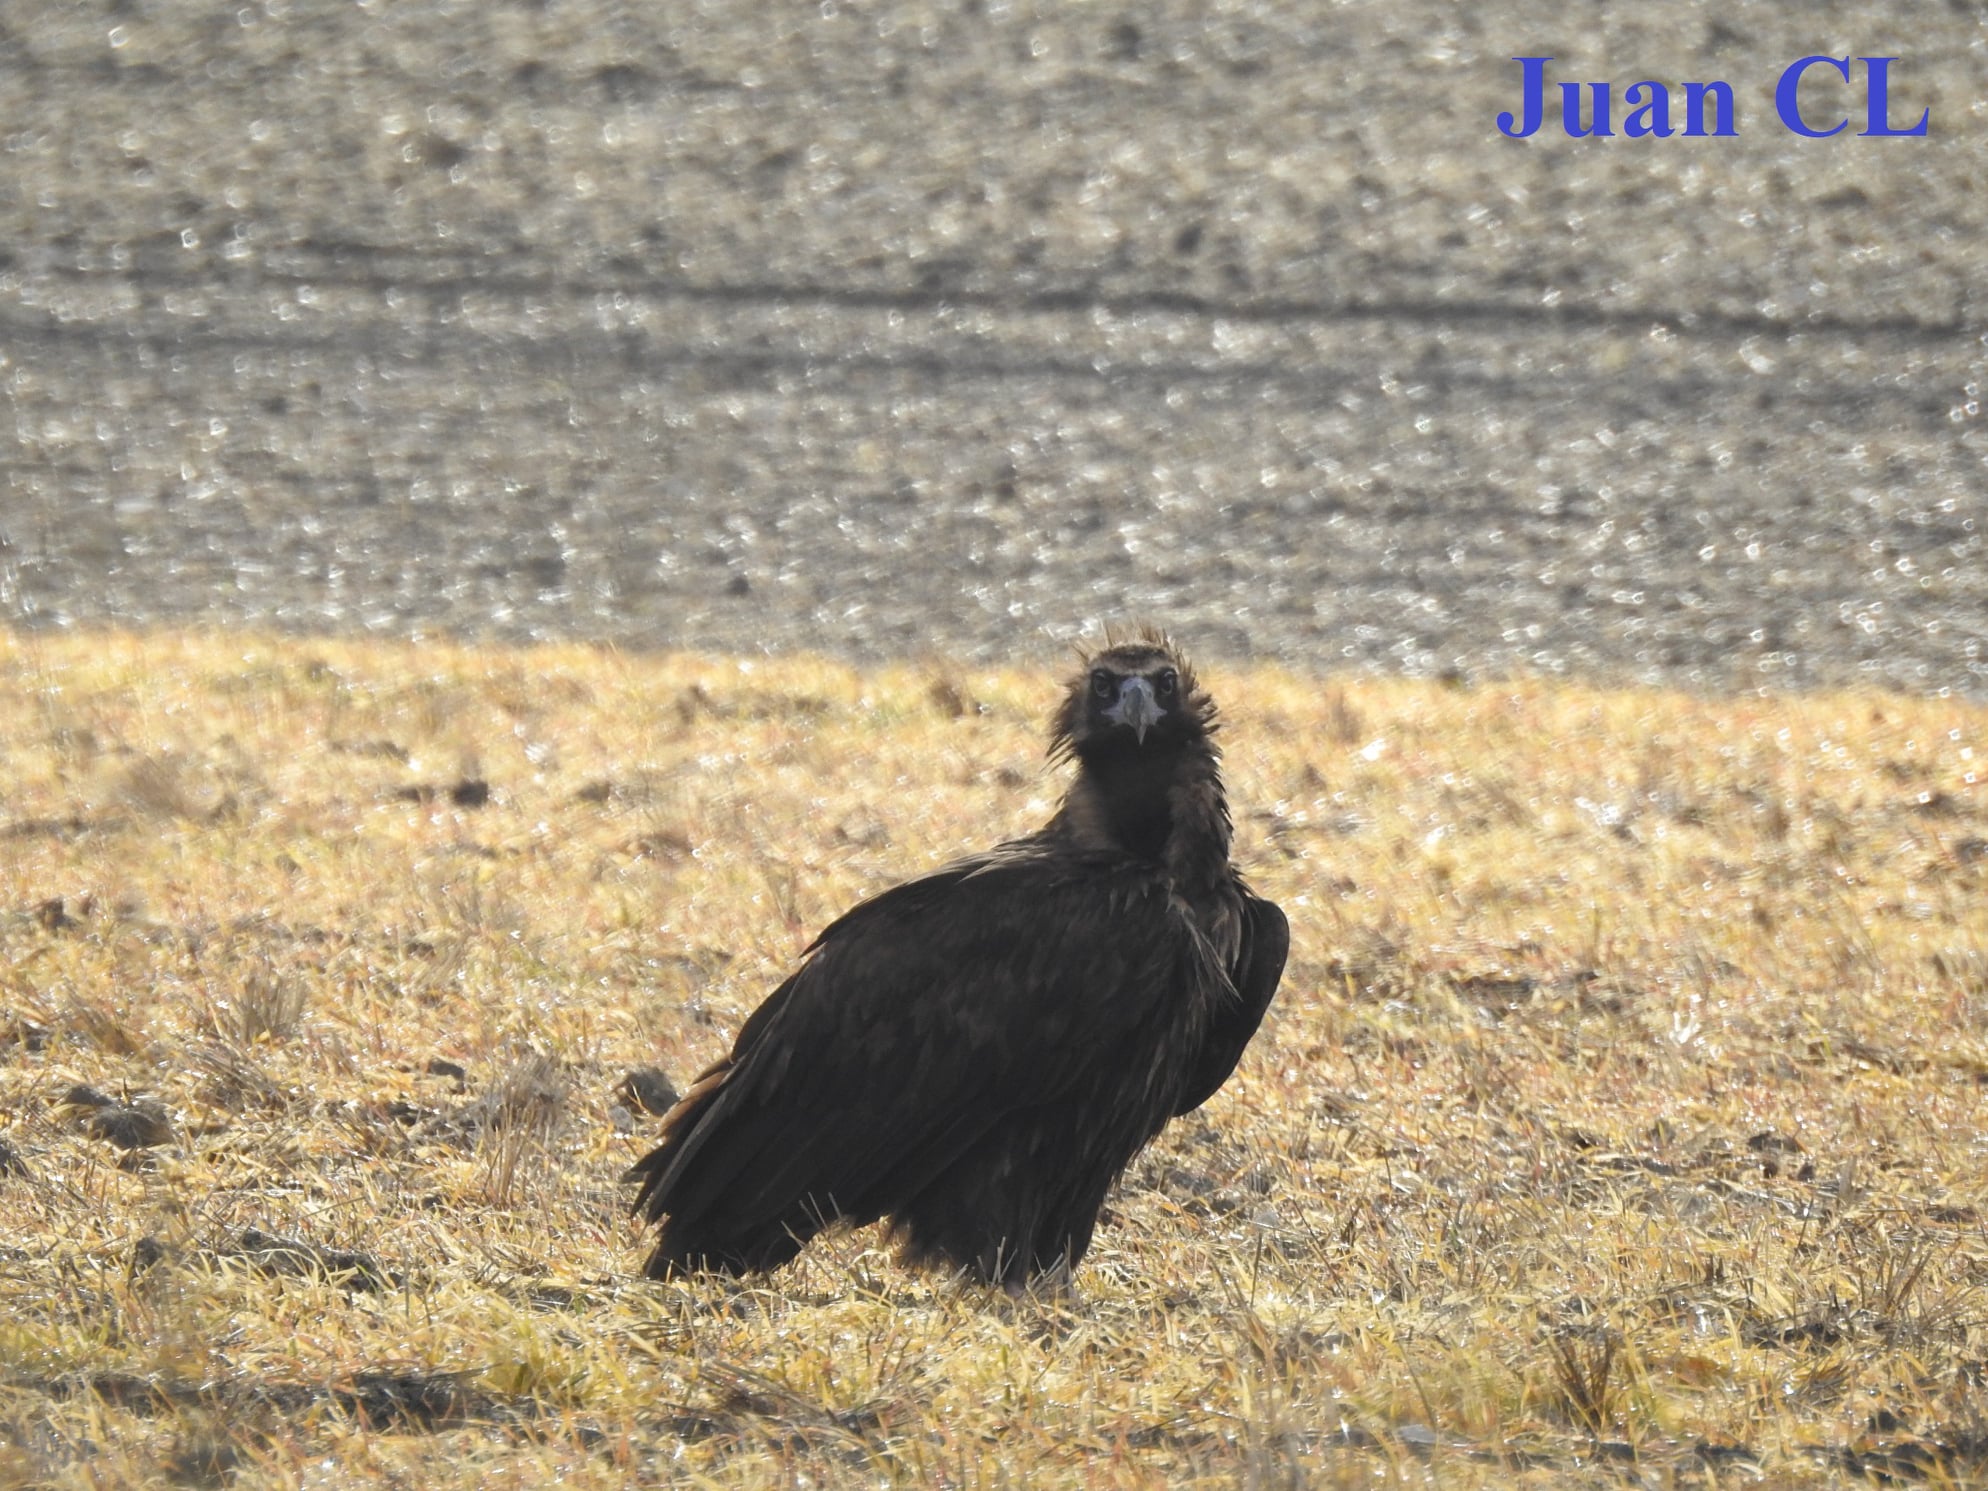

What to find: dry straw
left=1, top=629, right=1984, bottom=1487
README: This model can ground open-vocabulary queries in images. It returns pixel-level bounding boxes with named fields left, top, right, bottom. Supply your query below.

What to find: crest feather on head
left=1046, top=625, right=1219, bottom=762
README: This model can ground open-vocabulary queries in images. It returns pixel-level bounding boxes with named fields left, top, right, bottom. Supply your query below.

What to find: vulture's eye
left=1090, top=669, right=1115, bottom=700
left=1154, top=669, right=1178, bottom=700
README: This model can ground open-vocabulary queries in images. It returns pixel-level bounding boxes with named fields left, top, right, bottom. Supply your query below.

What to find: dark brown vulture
left=626, top=631, right=1288, bottom=1289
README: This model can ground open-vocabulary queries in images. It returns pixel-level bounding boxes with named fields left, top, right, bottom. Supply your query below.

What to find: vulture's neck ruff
left=1048, top=638, right=1234, bottom=899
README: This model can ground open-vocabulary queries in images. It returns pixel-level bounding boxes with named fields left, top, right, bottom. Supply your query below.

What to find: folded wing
left=627, top=848, right=1221, bottom=1277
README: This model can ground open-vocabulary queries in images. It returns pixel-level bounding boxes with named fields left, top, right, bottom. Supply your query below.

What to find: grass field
left=2, top=629, right=1985, bottom=1488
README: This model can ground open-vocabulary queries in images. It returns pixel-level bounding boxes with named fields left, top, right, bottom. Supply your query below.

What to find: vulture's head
left=1050, top=632, right=1217, bottom=762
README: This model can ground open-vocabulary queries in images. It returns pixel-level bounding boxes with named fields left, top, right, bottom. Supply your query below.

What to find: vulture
left=626, top=631, right=1288, bottom=1289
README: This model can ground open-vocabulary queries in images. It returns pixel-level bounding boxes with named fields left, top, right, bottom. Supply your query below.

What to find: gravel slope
left=2, top=2, right=1984, bottom=690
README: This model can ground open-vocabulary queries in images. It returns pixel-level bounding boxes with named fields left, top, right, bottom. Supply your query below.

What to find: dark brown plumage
left=626, top=630, right=1288, bottom=1289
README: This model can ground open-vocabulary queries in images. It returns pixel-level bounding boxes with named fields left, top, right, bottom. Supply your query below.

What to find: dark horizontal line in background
left=8, top=241, right=1970, bottom=346
left=0, top=313, right=1958, bottom=420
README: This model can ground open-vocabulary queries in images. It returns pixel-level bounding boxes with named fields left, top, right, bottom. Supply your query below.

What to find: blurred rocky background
left=1, top=1, right=1983, bottom=690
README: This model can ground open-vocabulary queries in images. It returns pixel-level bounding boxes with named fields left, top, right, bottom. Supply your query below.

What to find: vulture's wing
left=1173, top=889, right=1288, bottom=1116
left=628, top=849, right=1218, bottom=1269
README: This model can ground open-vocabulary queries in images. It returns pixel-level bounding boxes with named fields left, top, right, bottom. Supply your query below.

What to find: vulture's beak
left=1106, top=676, right=1164, bottom=744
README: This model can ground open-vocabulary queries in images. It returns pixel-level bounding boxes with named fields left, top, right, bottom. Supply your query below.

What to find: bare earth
left=2, top=2, right=1984, bottom=690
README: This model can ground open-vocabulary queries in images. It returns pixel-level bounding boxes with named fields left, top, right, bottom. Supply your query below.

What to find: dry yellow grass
left=2, top=628, right=1985, bottom=1489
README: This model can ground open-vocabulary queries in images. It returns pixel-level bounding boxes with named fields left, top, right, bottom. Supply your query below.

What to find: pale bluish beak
left=1105, top=676, right=1164, bottom=743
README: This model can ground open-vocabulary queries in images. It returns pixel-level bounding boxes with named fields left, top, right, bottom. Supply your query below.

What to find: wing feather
left=1173, top=888, right=1288, bottom=1115
left=630, top=847, right=1216, bottom=1267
